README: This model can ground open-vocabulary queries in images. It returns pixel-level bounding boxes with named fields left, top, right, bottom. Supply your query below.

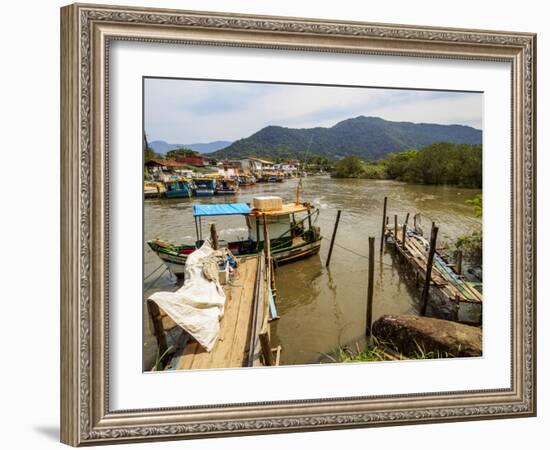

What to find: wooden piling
left=325, top=210, right=342, bottom=268
left=394, top=215, right=398, bottom=243
left=259, top=329, right=274, bottom=366
left=210, top=223, right=219, bottom=250
left=147, top=300, right=168, bottom=367
left=456, top=250, right=463, bottom=276
left=366, top=237, right=375, bottom=336
left=405, top=212, right=410, bottom=225
left=380, top=196, right=387, bottom=252
left=402, top=224, right=407, bottom=249
left=420, top=225, right=439, bottom=316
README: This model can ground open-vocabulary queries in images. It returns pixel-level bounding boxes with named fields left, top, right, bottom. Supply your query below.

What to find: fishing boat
left=163, top=178, right=195, bottom=198
left=215, top=178, right=239, bottom=195
left=238, top=175, right=256, bottom=186
left=144, top=181, right=165, bottom=198
left=148, top=196, right=322, bottom=276
left=194, top=177, right=216, bottom=197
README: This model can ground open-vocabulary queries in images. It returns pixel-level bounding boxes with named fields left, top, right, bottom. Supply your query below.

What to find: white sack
left=149, top=240, right=226, bottom=352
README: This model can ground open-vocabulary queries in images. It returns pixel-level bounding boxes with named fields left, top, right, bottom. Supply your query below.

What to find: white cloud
left=144, top=78, right=482, bottom=143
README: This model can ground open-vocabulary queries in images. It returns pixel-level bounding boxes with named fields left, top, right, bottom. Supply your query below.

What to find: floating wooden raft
left=388, top=225, right=482, bottom=305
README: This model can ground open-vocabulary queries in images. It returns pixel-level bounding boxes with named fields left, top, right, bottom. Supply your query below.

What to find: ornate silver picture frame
left=60, top=3, right=536, bottom=446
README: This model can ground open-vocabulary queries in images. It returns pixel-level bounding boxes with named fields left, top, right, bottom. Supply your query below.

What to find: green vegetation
left=144, top=145, right=160, bottom=162
left=454, top=193, right=483, bottom=266
left=465, top=193, right=482, bottom=217
left=385, top=143, right=481, bottom=187
left=332, top=143, right=482, bottom=188
left=456, top=231, right=482, bottom=266
left=165, top=148, right=201, bottom=159
left=334, top=156, right=364, bottom=178
left=322, top=337, right=455, bottom=363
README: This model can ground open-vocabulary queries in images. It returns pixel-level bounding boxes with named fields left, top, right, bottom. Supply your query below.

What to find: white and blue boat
left=163, top=178, right=195, bottom=198
left=194, top=178, right=216, bottom=197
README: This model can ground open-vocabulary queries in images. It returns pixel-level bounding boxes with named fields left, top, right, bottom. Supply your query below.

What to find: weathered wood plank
left=228, top=258, right=258, bottom=367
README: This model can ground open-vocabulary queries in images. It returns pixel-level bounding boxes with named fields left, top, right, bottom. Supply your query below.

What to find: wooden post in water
left=405, top=212, right=410, bottom=226
left=456, top=250, right=463, bottom=276
left=394, top=215, right=398, bottom=243
left=210, top=223, right=219, bottom=250
left=147, top=300, right=168, bottom=368
left=380, top=196, right=387, bottom=252
left=420, top=225, right=439, bottom=316
left=402, top=224, right=407, bottom=249
left=262, top=214, right=276, bottom=293
left=366, top=237, right=375, bottom=336
left=325, top=210, right=342, bottom=268
left=259, top=329, right=274, bottom=366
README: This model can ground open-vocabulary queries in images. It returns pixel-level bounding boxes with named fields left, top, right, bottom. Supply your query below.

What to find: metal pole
left=380, top=196, right=387, bottom=252
left=420, top=225, right=439, bottom=316
left=325, top=210, right=342, bottom=268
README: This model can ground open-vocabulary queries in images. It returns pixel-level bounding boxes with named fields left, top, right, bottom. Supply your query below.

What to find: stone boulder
left=372, top=315, right=482, bottom=357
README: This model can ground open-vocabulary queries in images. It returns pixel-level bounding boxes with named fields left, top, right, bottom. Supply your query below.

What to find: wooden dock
left=148, top=252, right=280, bottom=371
left=386, top=222, right=482, bottom=325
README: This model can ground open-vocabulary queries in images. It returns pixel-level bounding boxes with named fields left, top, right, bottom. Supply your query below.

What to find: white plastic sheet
left=148, top=240, right=226, bottom=351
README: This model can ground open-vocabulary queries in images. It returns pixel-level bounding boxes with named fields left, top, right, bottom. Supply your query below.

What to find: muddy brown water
left=143, top=177, right=481, bottom=370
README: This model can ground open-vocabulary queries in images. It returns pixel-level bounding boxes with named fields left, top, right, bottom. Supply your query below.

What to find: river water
left=143, top=177, right=481, bottom=369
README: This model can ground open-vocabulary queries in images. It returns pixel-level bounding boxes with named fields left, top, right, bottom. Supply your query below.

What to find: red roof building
left=175, top=156, right=205, bottom=167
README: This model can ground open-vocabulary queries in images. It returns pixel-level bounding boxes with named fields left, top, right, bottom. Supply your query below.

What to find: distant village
left=145, top=155, right=306, bottom=181
left=143, top=152, right=335, bottom=198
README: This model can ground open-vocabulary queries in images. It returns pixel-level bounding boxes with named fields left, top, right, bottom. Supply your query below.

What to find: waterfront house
left=239, top=157, right=275, bottom=173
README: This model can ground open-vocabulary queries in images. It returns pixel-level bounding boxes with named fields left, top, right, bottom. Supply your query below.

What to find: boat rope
left=144, top=262, right=166, bottom=281
left=144, top=266, right=171, bottom=290
left=320, top=234, right=395, bottom=269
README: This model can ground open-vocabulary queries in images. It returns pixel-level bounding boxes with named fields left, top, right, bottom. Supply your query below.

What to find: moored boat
left=163, top=178, right=195, bottom=198
left=215, top=178, right=239, bottom=195
left=148, top=196, right=322, bottom=276
left=238, top=175, right=256, bottom=186
left=144, top=181, right=165, bottom=198
left=194, top=177, right=216, bottom=197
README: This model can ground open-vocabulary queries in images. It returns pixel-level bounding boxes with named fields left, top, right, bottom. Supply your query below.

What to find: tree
left=333, top=156, right=364, bottom=178
left=465, top=194, right=482, bottom=217
left=143, top=133, right=159, bottom=162
left=165, top=148, right=200, bottom=159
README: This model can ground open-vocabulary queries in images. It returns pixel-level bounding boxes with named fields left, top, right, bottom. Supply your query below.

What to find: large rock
left=372, top=315, right=482, bottom=357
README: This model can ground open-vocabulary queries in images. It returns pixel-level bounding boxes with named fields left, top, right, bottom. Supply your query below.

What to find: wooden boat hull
left=148, top=239, right=321, bottom=276
left=164, top=189, right=192, bottom=198
left=195, top=189, right=215, bottom=197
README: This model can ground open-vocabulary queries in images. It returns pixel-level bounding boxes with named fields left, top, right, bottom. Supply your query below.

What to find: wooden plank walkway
left=388, top=225, right=482, bottom=305
left=170, top=256, right=259, bottom=370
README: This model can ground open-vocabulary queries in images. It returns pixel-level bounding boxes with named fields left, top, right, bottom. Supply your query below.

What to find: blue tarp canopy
left=193, top=203, right=251, bottom=217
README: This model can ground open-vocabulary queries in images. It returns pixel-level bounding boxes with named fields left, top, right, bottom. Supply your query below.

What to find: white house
left=239, top=157, right=275, bottom=172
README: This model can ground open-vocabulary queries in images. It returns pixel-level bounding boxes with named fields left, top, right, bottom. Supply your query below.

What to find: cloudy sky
left=144, top=78, right=482, bottom=144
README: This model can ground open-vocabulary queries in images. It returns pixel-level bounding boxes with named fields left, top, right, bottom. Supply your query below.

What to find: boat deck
left=168, top=256, right=259, bottom=370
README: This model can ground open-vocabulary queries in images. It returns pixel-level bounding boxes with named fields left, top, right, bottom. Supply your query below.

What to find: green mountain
left=210, top=116, right=482, bottom=161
